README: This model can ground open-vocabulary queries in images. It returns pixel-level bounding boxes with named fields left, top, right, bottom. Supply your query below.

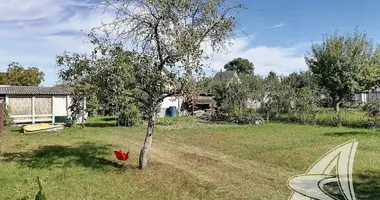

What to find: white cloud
left=0, top=0, right=112, bottom=86
left=203, top=37, right=309, bottom=77
left=268, top=23, right=285, bottom=29
left=0, top=0, right=309, bottom=86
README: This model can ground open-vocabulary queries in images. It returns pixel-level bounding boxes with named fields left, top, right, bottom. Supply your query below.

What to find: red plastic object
left=114, top=150, right=129, bottom=161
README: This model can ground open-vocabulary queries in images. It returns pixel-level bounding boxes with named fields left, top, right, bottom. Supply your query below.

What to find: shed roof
left=0, top=86, right=73, bottom=95
left=212, top=71, right=237, bottom=82
left=195, top=96, right=215, bottom=105
left=369, top=86, right=380, bottom=92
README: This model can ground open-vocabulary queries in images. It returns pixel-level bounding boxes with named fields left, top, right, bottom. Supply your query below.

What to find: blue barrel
left=166, top=106, right=178, bottom=117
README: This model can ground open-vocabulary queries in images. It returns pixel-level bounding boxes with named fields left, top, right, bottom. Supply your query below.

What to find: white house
left=157, top=95, right=184, bottom=117
left=352, top=92, right=369, bottom=102
left=0, top=86, right=86, bottom=124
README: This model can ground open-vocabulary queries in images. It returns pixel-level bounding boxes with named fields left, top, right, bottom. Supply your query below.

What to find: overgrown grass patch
left=276, top=108, right=369, bottom=128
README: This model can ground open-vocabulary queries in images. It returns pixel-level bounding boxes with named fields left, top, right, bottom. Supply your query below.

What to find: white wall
left=353, top=93, right=368, bottom=103
left=161, top=96, right=183, bottom=108
left=53, top=96, right=67, bottom=116
left=368, top=92, right=380, bottom=102
left=7, top=94, right=87, bottom=124
left=157, top=96, right=184, bottom=117
left=362, top=93, right=368, bottom=102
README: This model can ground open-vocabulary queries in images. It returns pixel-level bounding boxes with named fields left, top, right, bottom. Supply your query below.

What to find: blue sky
left=1, top=0, right=380, bottom=86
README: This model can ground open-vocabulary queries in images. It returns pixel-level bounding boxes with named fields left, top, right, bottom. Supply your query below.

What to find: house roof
left=195, top=96, right=215, bottom=105
left=369, top=86, right=380, bottom=92
left=212, top=71, right=237, bottom=82
left=0, top=86, right=73, bottom=95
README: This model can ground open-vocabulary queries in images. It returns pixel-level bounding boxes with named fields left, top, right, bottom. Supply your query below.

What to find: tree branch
left=195, top=5, right=239, bottom=48
left=156, top=79, right=186, bottom=103
left=154, top=20, right=165, bottom=70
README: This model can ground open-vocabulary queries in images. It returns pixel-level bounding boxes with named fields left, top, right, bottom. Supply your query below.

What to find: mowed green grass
left=0, top=117, right=379, bottom=199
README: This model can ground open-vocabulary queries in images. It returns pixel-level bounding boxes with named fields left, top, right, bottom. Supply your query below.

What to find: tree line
left=195, top=30, right=380, bottom=127
left=0, top=62, right=44, bottom=86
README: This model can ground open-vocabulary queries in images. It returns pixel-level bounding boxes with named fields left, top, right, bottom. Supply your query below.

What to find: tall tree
left=1, top=62, right=44, bottom=86
left=266, top=71, right=278, bottom=82
left=223, top=57, right=254, bottom=74
left=196, top=76, right=213, bottom=93
left=57, top=46, right=138, bottom=125
left=305, top=30, right=380, bottom=125
left=88, top=0, right=243, bottom=169
left=282, top=71, right=317, bottom=93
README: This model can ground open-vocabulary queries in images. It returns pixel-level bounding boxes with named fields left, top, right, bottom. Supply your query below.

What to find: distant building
left=352, top=86, right=380, bottom=103
left=212, top=70, right=240, bottom=85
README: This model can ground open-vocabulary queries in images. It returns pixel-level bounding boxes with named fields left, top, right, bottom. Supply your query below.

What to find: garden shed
left=0, top=86, right=86, bottom=124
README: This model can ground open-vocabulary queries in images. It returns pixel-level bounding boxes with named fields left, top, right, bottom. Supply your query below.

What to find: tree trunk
left=139, top=117, right=155, bottom=169
left=334, top=101, right=340, bottom=113
left=81, top=97, right=86, bottom=128
left=334, top=98, right=343, bottom=127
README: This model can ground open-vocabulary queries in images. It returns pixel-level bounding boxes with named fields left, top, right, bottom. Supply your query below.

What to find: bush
left=117, top=105, right=142, bottom=127
left=365, top=101, right=380, bottom=128
left=3, top=105, right=13, bottom=126
left=317, top=98, right=331, bottom=108
left=342, top=101, right=366, bottom=110
left=201, top=113, right=264, bottom=125
left=362, top=102, right=376, bottom=112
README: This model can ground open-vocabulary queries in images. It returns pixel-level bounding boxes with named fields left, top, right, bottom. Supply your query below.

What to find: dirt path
left=119, top=132, right=295, bottom=199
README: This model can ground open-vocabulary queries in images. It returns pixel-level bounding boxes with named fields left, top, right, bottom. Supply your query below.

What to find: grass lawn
left=0, top=117, right=379, bottom=199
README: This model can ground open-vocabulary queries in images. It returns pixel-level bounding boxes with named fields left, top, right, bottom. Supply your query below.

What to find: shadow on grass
left=324, top=171, right=380, bottom=200
left=354, top=171, right=380, bottom=199
left=199, top=120, right=246, bottom=125
left=9, top=128, right=23, bottom=133
left=101, top=117, right=117, bottom=122
left=84, top=123, right=117, bottom=128
left=1, top=142, right=128, bottom=170
left=324, top=131, right=380, bottom=137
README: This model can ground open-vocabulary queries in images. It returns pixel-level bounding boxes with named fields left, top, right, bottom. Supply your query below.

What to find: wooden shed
left=0, top=86, right=86, bottom=124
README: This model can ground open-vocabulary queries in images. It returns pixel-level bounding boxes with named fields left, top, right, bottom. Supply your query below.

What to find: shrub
left=365, top=101, right=380, bottom=128
left=362, top=102, right=376, bottom=112
left=117, top=105, right=142, bottom=127
left=317, top=98, right=331, bottom=108
left=342, top=101, right=365, bottom=110
left=3, top=105, right=13, bottom=126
